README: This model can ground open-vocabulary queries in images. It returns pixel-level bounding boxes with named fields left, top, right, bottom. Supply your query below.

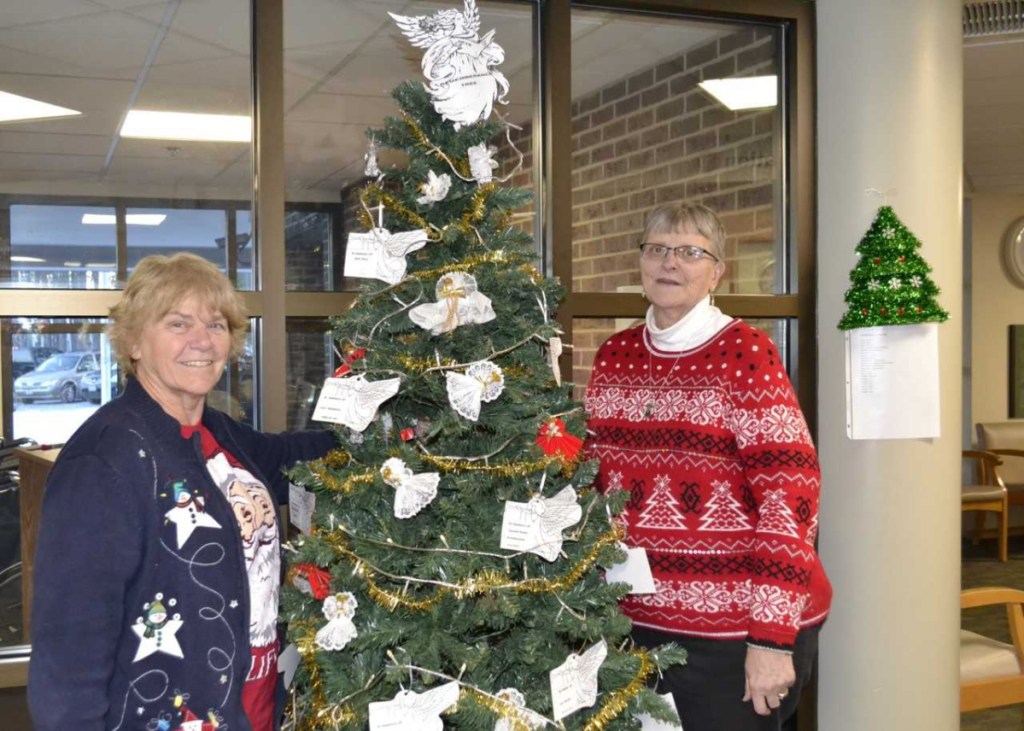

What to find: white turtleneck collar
left=644, top=295, right=734, bottom=353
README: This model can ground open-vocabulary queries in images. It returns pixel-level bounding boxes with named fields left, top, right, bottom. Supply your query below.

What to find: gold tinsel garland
left=358, top=184, right=436, bottom=235
left=396, top=354, right=529, bottom=379
left=420, top=451, right=579, bottom=478
left=310, top=525, right=622, bottom=614
left=357, top=177, right=494, bottom=242
left=402, top=113, right=472, bottom=179
left=289, top=646, right=654, bottom=731
left=581, top=649, right=656, bottom=731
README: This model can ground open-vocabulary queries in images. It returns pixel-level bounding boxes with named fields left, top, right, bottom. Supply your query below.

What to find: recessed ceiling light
left=11, top=255, right=45, bottom=263
left=82, top=213, right=167, bottom=226
left=698, top=75, right=777, bottom=111
left=120, top=110, right=251, bottom=142
left=0, top=91, right=80, bottom=124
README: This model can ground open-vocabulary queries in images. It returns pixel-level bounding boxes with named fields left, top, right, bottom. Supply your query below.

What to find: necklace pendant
left=644, top=400, right=656, bottom=418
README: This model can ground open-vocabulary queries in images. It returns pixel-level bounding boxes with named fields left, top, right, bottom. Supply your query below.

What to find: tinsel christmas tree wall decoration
left=837, top=205, right=950, bottom=330
left=280, top=2, right=683, bottom=730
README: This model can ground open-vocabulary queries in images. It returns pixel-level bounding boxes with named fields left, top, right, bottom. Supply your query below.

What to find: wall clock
left=1003, top=217, right=1024, bottom=288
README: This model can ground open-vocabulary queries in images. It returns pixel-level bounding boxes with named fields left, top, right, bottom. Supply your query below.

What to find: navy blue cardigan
left=28, top=378, right=335, bottom=731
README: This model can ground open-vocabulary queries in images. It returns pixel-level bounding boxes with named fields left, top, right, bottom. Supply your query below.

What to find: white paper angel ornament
left=344, top=227, right=429, bottom=285
left=380, top=457, right=441, bottom=519
left=409, top=272, right=496, bottom=335
left=493, top=687, right=544, bottom=731
left=390, top=0, right=509, bottom=129
left=314, top=592, right=358, bottom=651
left=311, top=374, right=401, bottom=432
left=368, top=681, right=460, bottom=731
left=549, top=639, right=608, bottom=720
left=445, top=360, right=504, bottom=421
left=468, top=142, right=499, bottom=184
left=500, top=485, right=582, bottom=562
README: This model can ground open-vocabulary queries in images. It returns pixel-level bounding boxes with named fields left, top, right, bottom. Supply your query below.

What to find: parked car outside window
left=14, top=352, right=98, bottom=403
left=10, top=346, right=63, bottom=379
left=80, top=367, right=120, bottom=404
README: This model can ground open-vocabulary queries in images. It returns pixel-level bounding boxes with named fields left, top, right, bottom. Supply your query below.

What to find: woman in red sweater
left=584, top=203, right=831, bottom=731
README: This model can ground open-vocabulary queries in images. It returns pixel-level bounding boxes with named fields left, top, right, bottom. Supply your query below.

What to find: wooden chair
left=962, top=450, right=1009, bottom=563
left=976, top=422, right=1024, bottom=507
left=961, top=587, right=1024, bottom=712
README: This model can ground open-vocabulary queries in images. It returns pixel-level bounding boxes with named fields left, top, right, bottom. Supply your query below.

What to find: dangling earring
left=641, top=288, right=648, bottom=301
left=709, top=290, right=715, bottom=306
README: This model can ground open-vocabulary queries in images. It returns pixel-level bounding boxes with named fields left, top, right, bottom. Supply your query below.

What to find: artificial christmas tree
left=280, top=2, right=682, bottom=729
left=837, top=205, right=950, bottom=329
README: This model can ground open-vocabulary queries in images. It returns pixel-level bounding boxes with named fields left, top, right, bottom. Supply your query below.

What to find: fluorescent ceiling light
left=121, top=110, right=251, bottom=142
left=64, top=261, right=82, bottom=267
left=698, top=75, right=777, bottom=111
left=82, top=213, right=166, bottom=226
left=85, top=262, right=116, bottom=268
left=11, top=255, right=45, bottom=263
left=0, top=90, right=80, bottom=123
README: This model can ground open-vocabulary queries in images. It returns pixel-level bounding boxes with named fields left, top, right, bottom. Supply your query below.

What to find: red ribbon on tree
left=332, top=346, right=368, bottom=378
left=290, top=563, right=332, bottom=601
left=536, top=417, right=583, bottom=460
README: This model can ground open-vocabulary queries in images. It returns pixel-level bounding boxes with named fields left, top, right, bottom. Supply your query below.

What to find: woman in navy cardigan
left=28, top=253, right=335, bottom=731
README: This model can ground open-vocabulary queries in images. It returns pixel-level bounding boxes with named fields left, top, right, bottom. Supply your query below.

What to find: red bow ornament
left=536, top=418, right=583, bottom=460
left=290, top=563, right=332, bottom=601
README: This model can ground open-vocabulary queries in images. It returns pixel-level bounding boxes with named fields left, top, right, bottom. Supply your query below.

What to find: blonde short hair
left=641, top=203, right=727, bottom=261
left=108, top=253, right=248, bottom=377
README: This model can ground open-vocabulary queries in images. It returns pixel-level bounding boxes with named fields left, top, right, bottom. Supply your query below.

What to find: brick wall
left=569, top=26, right=780, bottom=390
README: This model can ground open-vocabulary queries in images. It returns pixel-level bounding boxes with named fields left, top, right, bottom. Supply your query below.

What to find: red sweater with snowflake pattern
left=584, top=320, right=831, bottom=649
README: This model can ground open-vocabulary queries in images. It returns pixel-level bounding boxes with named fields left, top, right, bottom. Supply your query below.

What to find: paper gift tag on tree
left=368, top=681, right=460, bottom=731
left=549, top=639, right=607, bottom=720
left=500, top=485, right=581, bottom=562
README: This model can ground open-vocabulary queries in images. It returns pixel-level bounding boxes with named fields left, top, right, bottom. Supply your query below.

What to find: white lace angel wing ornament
left=389, top=0, right=509, bottom=129
left=493, top=688, right=544, bottom=731
left=445, top=360, right=504, bottom=421
left=368, top=680, right=461, bottom=731
left=549, top=639, right=608, bottom=721
left=312, top=374, right=401, bottom=432
left=381, top=457, right=441, bottom=519
left=409, top=271, right=495, bottom=335
left=314, top=592, right=358, bottom=651
left=529, top=486, right=582, bottom=561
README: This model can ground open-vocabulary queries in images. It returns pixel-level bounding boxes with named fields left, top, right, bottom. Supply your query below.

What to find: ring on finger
left=778, top=691, right=788, bottom=700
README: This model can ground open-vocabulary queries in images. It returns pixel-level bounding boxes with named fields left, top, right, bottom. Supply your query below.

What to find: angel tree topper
left=390, top=0, right=509, bottom=129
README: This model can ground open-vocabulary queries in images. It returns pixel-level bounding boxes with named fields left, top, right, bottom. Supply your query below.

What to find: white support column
left=815, top=2, right=963, bottom=730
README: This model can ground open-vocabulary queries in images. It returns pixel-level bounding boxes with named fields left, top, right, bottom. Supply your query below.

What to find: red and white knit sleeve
left=726, top=328, right=821, bottom=650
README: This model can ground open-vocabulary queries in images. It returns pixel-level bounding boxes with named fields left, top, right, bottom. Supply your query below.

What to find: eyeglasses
left=639, top=243, right=720, bottom=264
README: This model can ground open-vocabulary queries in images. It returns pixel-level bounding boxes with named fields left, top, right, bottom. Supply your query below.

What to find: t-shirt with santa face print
left=181, top=423, right=279, bottom=731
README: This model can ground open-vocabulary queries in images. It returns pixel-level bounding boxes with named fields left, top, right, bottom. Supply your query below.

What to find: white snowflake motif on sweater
left=586, top=386, right=624, bottom=420
left=749, top=584, right=803, bottom=627
left=622, top=389, right=653, bottom=422
left=685, top=389, right=726, bottom=425
left=730, top=408, right=763, bottom=450
left=652, top=388, right=687, bottom=422
left=760, top=404, right=806, bottom=443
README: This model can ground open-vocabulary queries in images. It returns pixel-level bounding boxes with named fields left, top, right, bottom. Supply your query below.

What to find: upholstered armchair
left=961, top=587, right=1024, bottom=712
left=976, top=422, right=1024, bottom=506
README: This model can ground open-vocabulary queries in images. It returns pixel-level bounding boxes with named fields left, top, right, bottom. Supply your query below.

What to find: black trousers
left=631, top=624, right=821, bottom=731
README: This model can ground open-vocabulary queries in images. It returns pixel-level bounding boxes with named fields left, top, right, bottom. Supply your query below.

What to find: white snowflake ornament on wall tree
left=389, top=0, right=509, bottom=130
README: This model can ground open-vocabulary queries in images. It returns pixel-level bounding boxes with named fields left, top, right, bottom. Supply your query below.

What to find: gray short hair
left=641, top=203, right=727, bottom=261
